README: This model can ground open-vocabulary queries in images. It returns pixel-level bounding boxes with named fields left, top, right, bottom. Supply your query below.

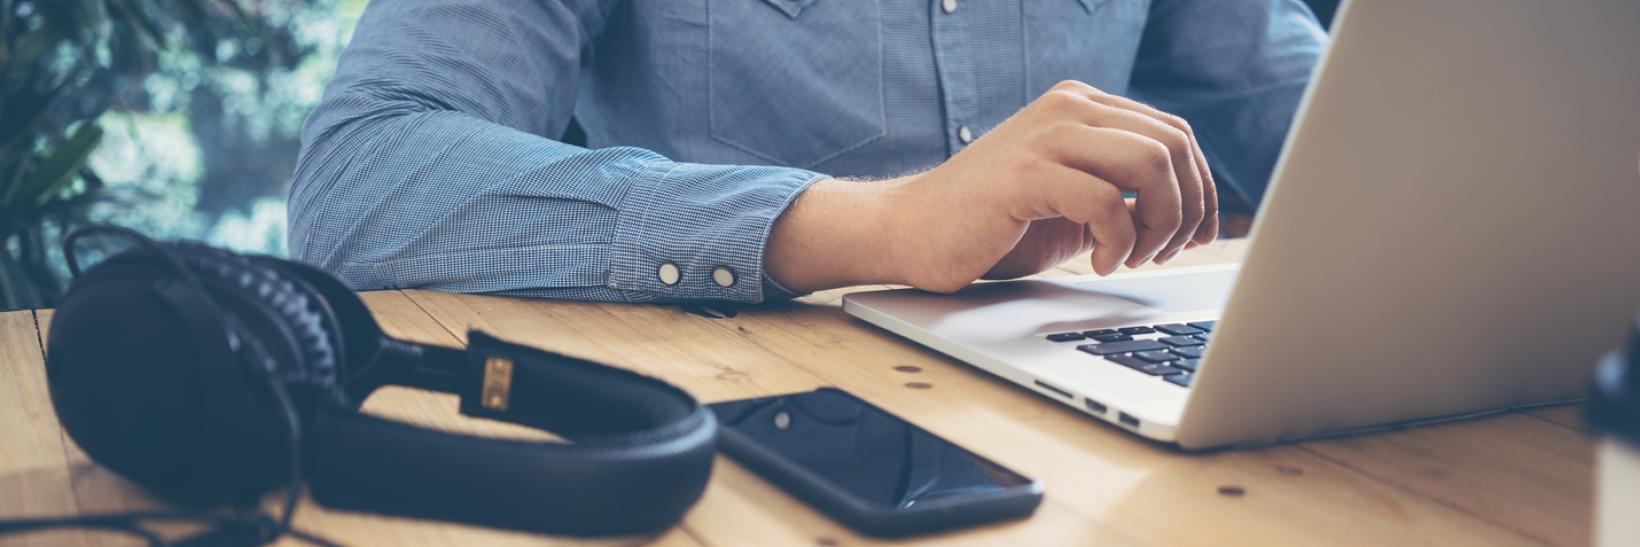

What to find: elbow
left=285, top=96, right=407, bottom=269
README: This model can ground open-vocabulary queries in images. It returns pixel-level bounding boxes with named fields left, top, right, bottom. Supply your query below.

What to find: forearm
left=291, top=101, right=822, bottom=303
left=763, top=178, right=909, bottom=293
left=289, top=107, right=640, bottom=295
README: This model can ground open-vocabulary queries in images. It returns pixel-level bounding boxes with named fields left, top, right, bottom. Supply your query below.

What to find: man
left=290, top=0, right=1326, bottom=303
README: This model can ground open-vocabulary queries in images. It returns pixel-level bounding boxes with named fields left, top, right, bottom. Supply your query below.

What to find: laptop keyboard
left=1042, top=320, right=1216, bottom=388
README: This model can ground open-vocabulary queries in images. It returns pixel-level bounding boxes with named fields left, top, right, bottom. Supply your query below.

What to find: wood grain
left=0, top=310, right=86, bottom=546
left=0, top=240, right=1601, bottom=546
left=1523, top=404, right=1590, bottom=432
left=1298, top=413, right=1593, bottom=545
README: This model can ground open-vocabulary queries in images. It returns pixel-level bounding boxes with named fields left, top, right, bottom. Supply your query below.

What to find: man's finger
left=1056, top=80, right=1220, bottom=254
left=1186, top=136, right=1220, bottom=247
left=1056, top=98, right=1206, bottom=265
left=1023, top=162, right=1136, bottom=275
left=1043, top=124, right=1181, bottom=269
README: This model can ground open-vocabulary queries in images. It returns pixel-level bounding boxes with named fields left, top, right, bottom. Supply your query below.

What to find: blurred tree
left=0, top=0, right=341, bottom=311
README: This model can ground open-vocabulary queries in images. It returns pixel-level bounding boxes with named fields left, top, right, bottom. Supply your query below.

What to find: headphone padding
left=174, top=245, right=346, bottom=407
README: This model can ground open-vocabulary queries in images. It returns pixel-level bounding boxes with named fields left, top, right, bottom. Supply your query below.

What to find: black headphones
left=0, top=226, right=716, bottom=545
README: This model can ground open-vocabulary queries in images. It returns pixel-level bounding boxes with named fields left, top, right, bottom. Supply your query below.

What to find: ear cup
left=47, top=249, right=288, bottom=504
left=46, top=244, right=347, bottom=505
left=45, top=257, right=228, bottom=501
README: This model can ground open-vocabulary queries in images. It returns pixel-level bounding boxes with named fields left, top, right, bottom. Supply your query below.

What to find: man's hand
left=765, top=81, right=1218, bottom=294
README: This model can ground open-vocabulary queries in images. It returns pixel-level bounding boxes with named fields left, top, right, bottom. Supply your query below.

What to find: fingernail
left=1163, top=248, right=1182, bottom=263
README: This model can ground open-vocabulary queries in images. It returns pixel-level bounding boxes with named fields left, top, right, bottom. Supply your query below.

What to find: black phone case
left=714, top=389, right=1044, bottom=537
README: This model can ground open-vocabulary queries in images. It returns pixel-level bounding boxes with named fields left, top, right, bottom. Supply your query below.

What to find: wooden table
left=0, top=240, right=1595, bottom=546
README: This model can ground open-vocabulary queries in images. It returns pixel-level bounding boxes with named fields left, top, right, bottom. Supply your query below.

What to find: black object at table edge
left=1588, top=312, right=1640, bottom=447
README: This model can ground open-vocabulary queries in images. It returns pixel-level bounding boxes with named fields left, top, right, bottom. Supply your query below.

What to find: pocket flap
left=758, top=0, right=820, bottom=19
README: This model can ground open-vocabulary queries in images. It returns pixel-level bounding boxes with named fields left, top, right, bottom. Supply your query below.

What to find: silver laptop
left=843, top=0, right=1640, bottom=450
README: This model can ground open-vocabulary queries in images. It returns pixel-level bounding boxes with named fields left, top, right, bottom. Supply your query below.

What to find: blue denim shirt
left=290, top=0, right=1327, bottom=303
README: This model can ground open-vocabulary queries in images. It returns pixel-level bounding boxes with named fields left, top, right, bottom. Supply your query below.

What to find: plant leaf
left=0, top=81, right=62, bottom=156
left=3, top=122, right=103, bottom=208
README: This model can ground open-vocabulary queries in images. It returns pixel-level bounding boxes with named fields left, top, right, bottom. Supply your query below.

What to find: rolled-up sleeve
left=288, top=0, right=824, bottom=303
left=1128, top=0, right=1328, bottom=213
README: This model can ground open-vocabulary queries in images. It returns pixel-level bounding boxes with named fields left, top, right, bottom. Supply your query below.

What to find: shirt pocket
left=709, top=0, right=886, bottom=168
left=1025, top=0, right=1151, bottom=96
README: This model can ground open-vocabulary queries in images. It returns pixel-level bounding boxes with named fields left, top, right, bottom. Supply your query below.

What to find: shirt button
left=657, top=262, right=681, bottom=286
left=711, top=266, right=736, bottom=288
left=958, top=125, right=974, bottom=144
left=941, top=0, right=956, bottom=14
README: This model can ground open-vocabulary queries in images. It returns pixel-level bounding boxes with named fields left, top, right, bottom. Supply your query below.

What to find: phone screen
left=709, top=388, right=1034, bottom=510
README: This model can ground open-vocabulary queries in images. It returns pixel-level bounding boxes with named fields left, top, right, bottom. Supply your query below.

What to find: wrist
left=873, top=174, right=920, bottom=284
left=764, top=177, right=910, bottom=292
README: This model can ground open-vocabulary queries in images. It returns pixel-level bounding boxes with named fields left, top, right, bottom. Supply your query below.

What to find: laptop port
left=1118, top=412, right=1141, bottom=428
left=1033, top=380, right=1073, bottom=400
left=1085, top=399, right=1108, bottom=414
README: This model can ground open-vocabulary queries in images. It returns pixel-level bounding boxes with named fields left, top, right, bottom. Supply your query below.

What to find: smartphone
left=708, top=387, right=1043, bottom=537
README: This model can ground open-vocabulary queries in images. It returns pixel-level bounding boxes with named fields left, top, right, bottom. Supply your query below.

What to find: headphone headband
left=312, top=330, right=717, bottom=534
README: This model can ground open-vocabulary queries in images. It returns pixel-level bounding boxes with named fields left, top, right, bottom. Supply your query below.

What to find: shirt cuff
left=607, top=159, right=826, bottom=303
left=760, top=271, right=808, bottom=301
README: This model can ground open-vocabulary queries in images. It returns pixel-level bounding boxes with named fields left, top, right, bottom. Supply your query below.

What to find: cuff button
left=711, top=266, right=736, bottom=288
left=658, top=262, right=681, bottom=286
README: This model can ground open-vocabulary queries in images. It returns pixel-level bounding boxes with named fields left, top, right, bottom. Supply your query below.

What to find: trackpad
left=1065, top=269, right=1238, bottom=313
left=859, top=268, right=1239, bottom=342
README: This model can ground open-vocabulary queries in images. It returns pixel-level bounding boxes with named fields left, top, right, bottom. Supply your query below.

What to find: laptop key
left=1155, top=323, right=1204, bottom=336
left=1137, top=364, right=1188, bottom=376
left=1135, top=350, right=1177, bottom=363
left=1078, top=340, right=1168, bottom=355
left=1046, top=332, right=1086, bottom=342
left=1173, top=358, right=1201, bottom=371
left=1106, top=355, right=1151, bottom=369
left=1091, top=333, right=1132, bottom=343
left=1170, top=346, right=1204, bottom=359
left=1119, top=326, right=1155, bottom=335
left=1159, top=335, right=1204, bottom=347
left=1164, top=373, right=1194, bottom=387
left=1186, top=320, right=1217, bottom=332
left=1082, top=328, right=1120, bottom=337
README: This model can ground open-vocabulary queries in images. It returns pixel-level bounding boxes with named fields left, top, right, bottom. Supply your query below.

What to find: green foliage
left=0, top=0, right=323, bottom=310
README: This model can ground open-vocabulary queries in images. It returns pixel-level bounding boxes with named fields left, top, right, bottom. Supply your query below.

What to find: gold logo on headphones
left=481, top=356, right=514, bottom=412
